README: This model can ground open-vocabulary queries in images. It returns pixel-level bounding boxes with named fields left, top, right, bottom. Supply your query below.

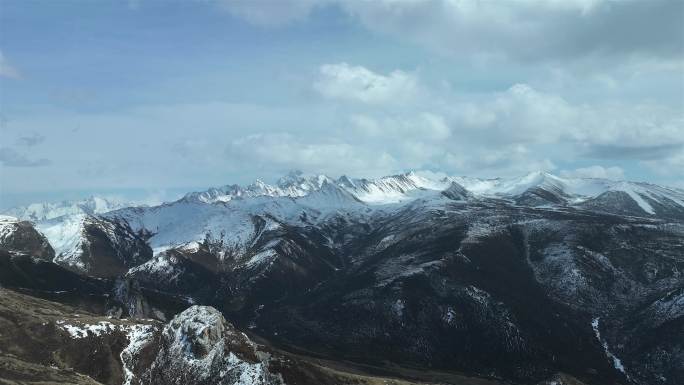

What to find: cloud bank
left=1, top=0, right=681, bottom=204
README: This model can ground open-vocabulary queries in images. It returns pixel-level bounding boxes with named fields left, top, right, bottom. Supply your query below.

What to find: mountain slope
left=36, top=214, right=152, bottom=277
left=2, top=170, right=683, bottom=385
left=1, top=287, right=501, bottom=385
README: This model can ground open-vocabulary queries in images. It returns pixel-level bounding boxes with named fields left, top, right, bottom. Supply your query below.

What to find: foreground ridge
left=0, top=288, right=509, bottom=385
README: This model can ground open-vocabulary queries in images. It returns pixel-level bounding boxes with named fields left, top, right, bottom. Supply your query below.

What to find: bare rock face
left=130, top=306, right=283, bottom=385
left=0, top=217, right=54, bottom=260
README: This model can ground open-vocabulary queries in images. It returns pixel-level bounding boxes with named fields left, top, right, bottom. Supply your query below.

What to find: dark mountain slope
left=0, top=287, right=513, bottom=385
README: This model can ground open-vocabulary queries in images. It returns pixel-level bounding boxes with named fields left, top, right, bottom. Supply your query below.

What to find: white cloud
left=4, top=68, right=679, bottom=194
left=308, top=67, right=682, bottom=180
left=349, top=112, right=450, bottom=141
left=209, top=2, right=682, bottom=182
left=226, top=133, right=397, bottom=177
left=449, top=144, right=557, bottom=177
left=561, top=165, right=624, bottom=180
left=450, top=83, right=684, bottom=154
left=314, top=63, right=419, bottom=104
left=0, top=50, right=21, bottom=79
left=642, top=150, right=684, bottom=177
left=340, top=0, right=683, bottom=62
left=456, top=84, right=578, bottom=143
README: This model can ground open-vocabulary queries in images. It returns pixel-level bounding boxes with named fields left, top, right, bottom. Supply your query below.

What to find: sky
left=0, top=0, right=683, bottom=209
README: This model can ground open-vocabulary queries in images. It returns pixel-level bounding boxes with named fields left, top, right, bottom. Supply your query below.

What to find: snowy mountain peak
left=493, top=170, right=568, bottom=196
left=274, top=171, right=332, bottom=196
left=182, top=171, right=336, bottom=205
left=276, top=169, right=308, bottom=187
left=336, top=175, right=356, bottom=188
left=601, top=181, right=684, bottom=215
left=3, top=196, right=132, bottom=222
left=296, top=179, right=364, bottom=209
left=441, top=182, right=472, bottom=201
left=246, top=179, right=281, bottom=197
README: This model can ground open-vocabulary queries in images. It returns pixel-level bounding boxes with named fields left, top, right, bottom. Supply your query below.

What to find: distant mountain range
left=7, top=169, right=684, bottom=221
left=5, top=170, right=684, bottom=263
left=4, top=195, right=132, bottom=222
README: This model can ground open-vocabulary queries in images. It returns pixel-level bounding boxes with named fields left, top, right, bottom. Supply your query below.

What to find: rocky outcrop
left=130, top=306, right=283, bottom=385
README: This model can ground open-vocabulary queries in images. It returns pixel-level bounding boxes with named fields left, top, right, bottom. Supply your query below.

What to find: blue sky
left=1, top=0, right=683, bottom=208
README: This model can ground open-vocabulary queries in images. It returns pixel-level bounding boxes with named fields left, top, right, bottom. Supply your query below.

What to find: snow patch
left=591, top=317, right=630, bottom=378
left=128, top=253, right=180, bottom=280
left=37, top=214, right=87, bottom=269
left=609, top=182, right=655, bottom=214
left=246, top=249, right=278, bottom=269
left=0, top=215, right=18, bottom=223
left=121, top=324, right=157, bottom=385
left=56, top=319, right=134, bottom=339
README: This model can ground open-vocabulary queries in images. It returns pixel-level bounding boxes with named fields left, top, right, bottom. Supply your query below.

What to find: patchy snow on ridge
left=246, top=248, right=278, bottom=269
left=0, top=217, right=20, bottom=242
left=592, top=317, right=630, bottom=377
left=121, top=324, right=158, bottom=385
left=608, top=182, right=656, bottom=214
left=57, top=318, right=160, bottom=385
left=128, top=253, right=182, bottom=281
left=56, top=319, right=155, bottom=340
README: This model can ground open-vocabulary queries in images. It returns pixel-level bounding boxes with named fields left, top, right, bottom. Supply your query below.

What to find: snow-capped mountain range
left=3, top=170, right=684, bottom=273
left=7, top=170, right=684, bottom=218
left=167, top=169, right=684, bottom=212
left=4, top=196, right=133, bottom=222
